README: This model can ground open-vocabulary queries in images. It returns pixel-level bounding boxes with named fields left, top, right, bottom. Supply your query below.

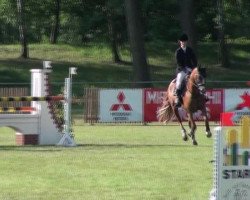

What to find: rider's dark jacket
left=175, top=47, right=197, bottom=74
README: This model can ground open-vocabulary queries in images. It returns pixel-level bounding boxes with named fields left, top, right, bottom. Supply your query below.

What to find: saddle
left=173, top=75, right=189, bottom=97
left=173, top=75, right=209, bottom=102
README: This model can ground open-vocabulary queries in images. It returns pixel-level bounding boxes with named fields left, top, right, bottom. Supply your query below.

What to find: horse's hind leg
left=187, top=113, right=198, bottom=145
left=174, top=107, right=188, bottom=141
left=188, top=120, right=191, bottom=129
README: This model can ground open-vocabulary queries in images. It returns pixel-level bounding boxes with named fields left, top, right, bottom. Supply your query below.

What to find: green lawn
left=0, top=42, right=249, bottom=90
left=0, top=41, right=247, bottom=199
left=0, top=124, right=215, bottom=200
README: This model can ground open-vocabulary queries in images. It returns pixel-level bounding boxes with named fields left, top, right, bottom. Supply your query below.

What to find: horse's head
left=190, top=67, right=207, bottom=94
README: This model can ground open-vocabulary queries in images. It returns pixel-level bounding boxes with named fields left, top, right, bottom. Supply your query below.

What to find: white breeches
left=176, top=71, right=186, bottom=89
left=176, top=67, right=192, bottom=89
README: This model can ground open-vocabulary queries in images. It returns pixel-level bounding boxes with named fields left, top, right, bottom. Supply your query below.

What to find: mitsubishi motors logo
left=110, top=92, right=132, bottom=111
left=99, top=89, right=142, bottom=122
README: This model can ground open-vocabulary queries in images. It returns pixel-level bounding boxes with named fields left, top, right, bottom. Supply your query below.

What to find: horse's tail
left=157, top=92, right=174, bottom=123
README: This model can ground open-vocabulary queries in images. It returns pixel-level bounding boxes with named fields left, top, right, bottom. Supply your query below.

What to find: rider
left=174, top=33, right=197, bottom=107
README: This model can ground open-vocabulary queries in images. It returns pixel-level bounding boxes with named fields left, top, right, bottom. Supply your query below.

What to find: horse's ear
left=199, top=67, right=207, bottom=78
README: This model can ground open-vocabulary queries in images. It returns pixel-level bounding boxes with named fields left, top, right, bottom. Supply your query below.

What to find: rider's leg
left=175, top=71, right=186, bottom=106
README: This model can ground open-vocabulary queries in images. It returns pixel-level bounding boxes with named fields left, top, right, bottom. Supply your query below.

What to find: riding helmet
left=179, top=33, right=188, bottom=41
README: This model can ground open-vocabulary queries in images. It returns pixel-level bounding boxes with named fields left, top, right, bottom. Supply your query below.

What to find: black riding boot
left=174, top=89, right=182, bottom=107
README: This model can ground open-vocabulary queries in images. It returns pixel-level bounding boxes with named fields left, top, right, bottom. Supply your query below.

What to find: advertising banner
left=99, top=88, right=228, bottom=123
left=214, top=118, right=250, bottom=200
left=224, top=89, right=250, bottom=111
left=220, top=89, right=250, bottom=126
left=143, top=88, right=224, bottom=122
left=143, top=88, right=167, bottom=122
left=99, top=89, right=143, bottom=122
left=206, top=89, right=224, bottom=121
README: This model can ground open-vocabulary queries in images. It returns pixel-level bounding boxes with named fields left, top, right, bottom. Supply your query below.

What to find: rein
left=186, top=73, right=205, bottom=95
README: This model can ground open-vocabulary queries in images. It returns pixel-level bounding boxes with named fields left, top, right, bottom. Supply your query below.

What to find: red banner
left=143, top=88, right=167, bottom=122
left=220, top=112, right=234, bottom=126
left=143, top=88, right=224, bottom=122
left=206, top=89, right=224, bottom=122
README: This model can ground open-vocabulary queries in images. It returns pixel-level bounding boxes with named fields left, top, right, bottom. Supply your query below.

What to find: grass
left=0, top=41, right=248, bottom=199
left=0, top=124, right=214, bottom=200
left=0, top=41, right=250, bottom=89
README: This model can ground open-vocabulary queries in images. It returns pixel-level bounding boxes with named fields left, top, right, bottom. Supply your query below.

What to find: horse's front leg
left=202, top=107, right=212, bottom=138
left=187, top=113, right=198, bottom=145
left=173, top=107, right=188, bottom=141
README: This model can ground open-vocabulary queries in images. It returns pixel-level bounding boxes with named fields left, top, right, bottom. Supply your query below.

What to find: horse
left=157, top=67, right=212, bottom=145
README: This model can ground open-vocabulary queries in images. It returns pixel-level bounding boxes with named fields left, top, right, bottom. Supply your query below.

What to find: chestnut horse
left=157, top=67, right=212, bottom=145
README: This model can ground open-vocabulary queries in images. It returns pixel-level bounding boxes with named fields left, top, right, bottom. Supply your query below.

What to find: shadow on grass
left=77, top=143, right=212, bottom=149
left=0, top=145, right=63, bottom=152
left=0, top=142, right=212, bottom=153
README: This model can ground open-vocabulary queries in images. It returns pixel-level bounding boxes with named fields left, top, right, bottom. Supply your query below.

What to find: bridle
left=187, top=70, right=206, bottom=95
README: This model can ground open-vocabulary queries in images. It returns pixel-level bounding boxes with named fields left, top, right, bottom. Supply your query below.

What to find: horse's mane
left=197, top=67, right=207, bottom=78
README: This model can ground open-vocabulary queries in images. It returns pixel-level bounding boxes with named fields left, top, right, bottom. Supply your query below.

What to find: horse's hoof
left=181, top=130, right=188, bottom=141
left=206, top=131, right=212, bottom=138
left=193, top=141, right=198, bottom=145
left=182, top=135, right=188, bottom=141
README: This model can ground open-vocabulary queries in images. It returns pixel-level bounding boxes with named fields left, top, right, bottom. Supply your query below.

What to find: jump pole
left=57, top=67, right=77, bottom=146
left=0, top=96, right=64, bottom=102
left=0, top=107, right=36, bottom=112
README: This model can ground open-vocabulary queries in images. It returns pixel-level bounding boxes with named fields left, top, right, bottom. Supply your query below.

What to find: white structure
left=210, top=125, right=250, bottom=199
left=0, top=68, right=64, bottom=145
left=57, top=67, right=77, bottom=147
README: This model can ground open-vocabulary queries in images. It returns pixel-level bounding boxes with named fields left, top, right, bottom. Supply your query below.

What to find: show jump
left=0, top=61, right=76, bottom=146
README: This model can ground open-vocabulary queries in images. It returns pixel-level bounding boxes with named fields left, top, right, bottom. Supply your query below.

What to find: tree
left=16, top=0, right=28, bottom=58
left=124, top=0, right=151, bottom=87
left=98, top=0, right=123, bottom=63
left=106, top=7, right=121, bottom=63
left=178, top=0, right=196, bottom=49
left=50, top=0, right=61, bottom=44
left=217, top=0, right=230, bottom=68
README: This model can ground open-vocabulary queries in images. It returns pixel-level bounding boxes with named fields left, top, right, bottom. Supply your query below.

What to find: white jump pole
left=57, top=67, right=77, bottom=146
